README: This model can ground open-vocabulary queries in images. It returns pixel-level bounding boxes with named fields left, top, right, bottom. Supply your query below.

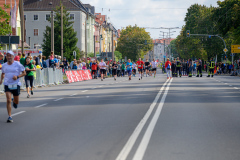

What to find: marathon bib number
left=138, top=65, right=142, bottom=67
left=8, top=84, right=18, bottom=90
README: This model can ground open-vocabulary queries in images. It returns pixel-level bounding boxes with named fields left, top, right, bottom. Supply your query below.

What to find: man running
left=144, top=59, right=150, bottom=77
left=151, top=59, right=158, bottom=78
left=126, top=59, right=133, bottom=80
left=99, top=59, right=106, bottom=81
left=165, top=58, right=172, bottom=79
left=132, top=62, right=137, bottom=77
left=0, top=51, right=26, bottom=123
left=112, top=61, right=118, bottom=81
left=136, top=58, right=144, bottom=80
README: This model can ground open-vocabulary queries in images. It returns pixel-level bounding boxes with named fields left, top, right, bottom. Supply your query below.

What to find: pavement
left=0, top=71, right=240, bottom=160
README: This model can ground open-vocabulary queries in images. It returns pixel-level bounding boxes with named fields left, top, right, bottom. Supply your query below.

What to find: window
left=34, top=15, right=38, bottom=21
left=24, top=15, right=26, bottom=21
left=46, top=14, right=50, bottom=21
left=34, top=29, right=38, bottom=36
left=70, top=14, right=74, bottom=20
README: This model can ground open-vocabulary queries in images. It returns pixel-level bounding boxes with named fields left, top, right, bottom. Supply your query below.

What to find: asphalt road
left=0, top=72, right=240, bottom=160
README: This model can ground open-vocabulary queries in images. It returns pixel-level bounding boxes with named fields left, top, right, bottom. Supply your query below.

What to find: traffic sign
left=231, top=45, right=240, bottom=53
left=73, top=51, right=76, bottom=59
left=223, top=48, right=228, bottom=52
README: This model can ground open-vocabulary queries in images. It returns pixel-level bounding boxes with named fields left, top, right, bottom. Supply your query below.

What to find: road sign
left=231, top=45, right=240, bottom=53
left=73, top=51, right=76, bottom=59
left=223, top=48, right=228, bottom=52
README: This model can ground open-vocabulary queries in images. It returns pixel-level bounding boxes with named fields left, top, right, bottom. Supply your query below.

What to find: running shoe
left=7, top=116, right=13, bottom=123
left=101, top=79, right=103, bottom=81
left=31, top=90, right=33, bottom=95
left=27, top=94, right=30, bottom=98
left=13, top=101, right=18, bottom=109
left=139, top=78, right=140, bottom=80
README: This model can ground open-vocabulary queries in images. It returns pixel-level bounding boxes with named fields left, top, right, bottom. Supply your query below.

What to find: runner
left=126, top=59, right=133, bottom=80
left=151, top=59, right=158, bottom=78
left=0, top=51, right=26, bottom=123
left=91, top=60, right=98, bottom=79
left=99, top=59, right=106, bottom=81
left=132, top=62, right=137, bottom=77
left=144, top=59, right=150, bottom=77
left=112, top=61, right=118, bottom=81
left=24, top=56, right=36, bottom=98
left=121, top=62, right=126, bottom=77
left=136, top=58, right=144, bottom=80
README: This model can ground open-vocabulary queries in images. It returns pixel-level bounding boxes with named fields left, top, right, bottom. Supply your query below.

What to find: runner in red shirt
left=136, top=58, right=144, bottom=80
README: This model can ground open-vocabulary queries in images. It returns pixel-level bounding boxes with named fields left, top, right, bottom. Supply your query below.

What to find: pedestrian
left=176, top=57, right=182, bottom=77
left=127, top=59, right=133, bottom=80
left=171, top=60, right=176, bottom=77
left=91, top=60, right=98, bottom=79
left=132, top=62, right=137, bottom=77
left=196, top=58, right=202, bottom=77
left=42, top=56, right=47, bottom=68
left=165, top=58, right=172, bottom=79
left=193, top=62, right=197, bottom=76
left=24, top=56, right=36, bottom=98
left=207, top=58, right=215, bottom=77
left=49, top=51, right=54, bottom=68
left=188, top=59, right=193, bottom=77
left=0, top=51, right=26, bottom=123
left=0, top=53, right=4, bottom=70
left=82, top=59, right=86, bottom=70
left=144, top=59, right=150, bottom=77
left=112, top=61, right=118, bottom=80
left=99, top=59, right=106, bottom=81
left=62, top=57, right=69, bottom=71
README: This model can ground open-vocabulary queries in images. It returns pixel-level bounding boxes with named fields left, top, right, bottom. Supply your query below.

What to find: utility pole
left=19, top=0, right=24, bottom=55
left=164, top=40, right=165, bottom=63
left=51, top=11, right=54, bottom=53
left=112, top=26, right=114, bottom=61
left=99, top=25, right=101, bottom=58
left=94, top=35, right=96, bottom=57
left=85, top=14, right=88, bottom=62
left=61, top=5, right=63, bottom=61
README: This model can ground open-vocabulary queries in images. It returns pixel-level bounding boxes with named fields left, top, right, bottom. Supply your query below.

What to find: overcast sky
left=81, top=0, right=219, bottom=39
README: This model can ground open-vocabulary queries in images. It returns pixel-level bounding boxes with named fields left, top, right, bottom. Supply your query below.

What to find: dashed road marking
left=12, top=111, right=26, bottom=117
left=82, top=90, right=88, bottom=93
left=35, top=103, right=48, bottom=108
left=54, top=98, right=64, bottom=102
left=234, top=87, right=238, bottom=89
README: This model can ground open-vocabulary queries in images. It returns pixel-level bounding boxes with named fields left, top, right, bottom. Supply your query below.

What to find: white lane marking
left=82, top=90, right=88, bottom=93
left=115, top=79, right=170, bottom=160
left=35, top=103, right=48, bottom=108
left=133, top=79, right=173, bottom=160
left=234, top=87, right=238, bottom=89
left=54, top=98, right=64, bottom=102
left=70, top=93, right=78, bottom=96
left=99, top=86, right=103, bottom=88
left=12, top=111, right=26, bottom=117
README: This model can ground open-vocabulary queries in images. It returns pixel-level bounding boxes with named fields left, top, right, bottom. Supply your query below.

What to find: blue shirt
left=54, top=58, right=58, bottom=64
left=193, top=63, right=196, bottom=69
left=127, top=62, right=132, bottom=71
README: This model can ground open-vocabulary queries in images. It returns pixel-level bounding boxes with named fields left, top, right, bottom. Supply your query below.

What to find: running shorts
left=112, top=69, right=117, bottom=75
left=100, top=69, right=106, bottom=74
left=4, top=85, right=20, bottom=96
left=152, top=68, right=156, bottom=71
left=138, top=69, right=143, bottom=72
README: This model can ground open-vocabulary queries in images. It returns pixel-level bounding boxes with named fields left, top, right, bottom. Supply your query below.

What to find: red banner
left=71, top=71, right=79, bottom=82
left=66, top=70, right=92, bottom=83
left=76, top=71, right=83, bottom=81
left=87, top=70, right=92, bottom=80
left=66, top=71, right=74, bottom=83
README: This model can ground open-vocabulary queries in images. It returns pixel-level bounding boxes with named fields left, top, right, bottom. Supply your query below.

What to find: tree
left=0, top=5, right=11, bottom=36
left=114, top=51, right=122, bottom=62
left=88, top=52, right=94, bottom=57
left=42, top=4, right=79, bottom=61
left=116, top=25, right=153, bottom=61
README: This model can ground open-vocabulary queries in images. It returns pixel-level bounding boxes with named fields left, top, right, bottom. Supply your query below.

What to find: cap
left=7, top=50, right=14, bottom=56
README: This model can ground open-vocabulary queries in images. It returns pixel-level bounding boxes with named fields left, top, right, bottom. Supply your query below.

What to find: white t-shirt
left=82, top=62, right=86, bottom=67
left=152, top=61, right=158, bottom=68
left=99, top=62, right=106, bottom=69
left=132, top=64, right=136, bottom=69
left=2, top=61, right=25, bottom=86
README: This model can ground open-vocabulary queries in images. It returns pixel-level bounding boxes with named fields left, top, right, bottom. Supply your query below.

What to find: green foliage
left=116, top=25, right=153, bottom=61
left=88, top=52, right=94, bottom=57
left=0, top=5, right=12, bottom=36
left=174, top=2, right=240, bottom=62
left=42, top=4, right=79, bottom=61
left=114, top=51, right=122, bottom=62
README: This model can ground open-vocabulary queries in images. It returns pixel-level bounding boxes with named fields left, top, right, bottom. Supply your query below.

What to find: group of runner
left=97, top=58, right=159, bottom=81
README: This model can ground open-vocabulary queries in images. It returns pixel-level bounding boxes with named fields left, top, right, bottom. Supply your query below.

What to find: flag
left=11, top=0, right=17, bottom=28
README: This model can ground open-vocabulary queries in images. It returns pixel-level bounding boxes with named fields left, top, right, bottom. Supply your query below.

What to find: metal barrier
left=0, top=68, right=64, bottom=93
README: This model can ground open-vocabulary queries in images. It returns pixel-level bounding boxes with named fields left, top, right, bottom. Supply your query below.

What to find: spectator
left=165, top=58, right=172, bottom=79
left=117, top=62, right=121, bottom=77
left=49, top=51, right=54, bottom=68
left=62, top=57, right=69, bottom=71
left=91, top=60, right=98, bottom=79
left=46, top=56, right=50, bottom=68
left=34, top=55, right=40, bottom=66
left=70, top=59, right=75, bottom=69
left=121, top=62, right=126, bottom=77
left=54, top=55, right=59, bottom=67
left=42, top=56, right=47, bottom=68
left=234, top=60, right=238, bottom=76
left=30, top=56, right=33, bottom=63
left=20, top=53, right=26, bottom=66
left=38, top=55, right=42, bottom=67
left=82, top=59, right=86, bottom=70
left=72, top=60, right=77, bottom=70
left=0, top=53, right=4, bottom=70
left=77, top=60, right=81, bottom=69
left=14, top=53, right=21, bottom=62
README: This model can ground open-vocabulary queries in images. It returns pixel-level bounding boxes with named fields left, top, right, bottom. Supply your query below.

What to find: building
left=23, top=0, right=95, bottom=54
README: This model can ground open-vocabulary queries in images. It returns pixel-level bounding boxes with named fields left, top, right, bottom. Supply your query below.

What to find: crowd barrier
left=0, top=68, right=64, bottom=93
left=65, top=70, right=92, bottom=83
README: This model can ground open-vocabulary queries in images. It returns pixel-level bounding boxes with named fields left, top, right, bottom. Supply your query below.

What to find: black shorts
left=138, top=69, right=143, bottom=72
left=133, top=69, right=136, bottom=73
left=4, top=85, right=21, bottom=96
left=92, top=70, right=97, bottom=74
left=100, top=69, right=106, bottom=74
left=112, top=69, right=117, bottom=75
left=145, top=67, right=149, bottom=70
left=152, top=68, right=157, bottom=71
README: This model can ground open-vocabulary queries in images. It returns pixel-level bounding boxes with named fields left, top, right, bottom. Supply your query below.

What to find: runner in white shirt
left=132, top=62, right=137, bottom=77
left=99, top=59, right=106, bottom=81
left=0, top=51, right=26, bottom=123
left=151, top=59, right=158, bottom=78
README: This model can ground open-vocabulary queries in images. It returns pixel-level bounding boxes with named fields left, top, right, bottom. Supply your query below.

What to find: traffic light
left=186, top=30, right=190, bottom=37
